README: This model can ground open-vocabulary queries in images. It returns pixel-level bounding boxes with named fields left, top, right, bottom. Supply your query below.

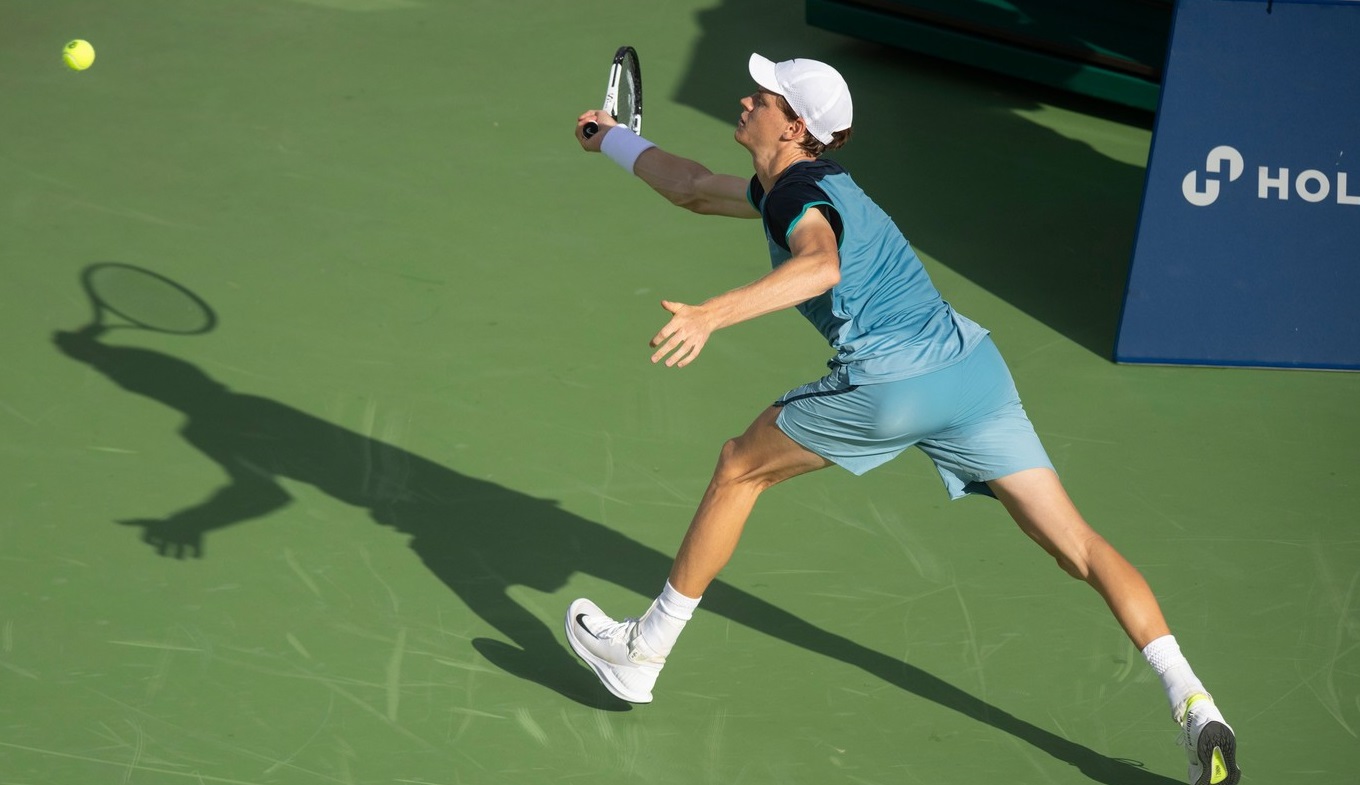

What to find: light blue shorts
left=773, top=337, right=1053, bottom=499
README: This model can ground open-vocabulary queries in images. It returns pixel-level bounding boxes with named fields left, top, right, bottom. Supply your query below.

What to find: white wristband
left=600, top=127, right=656, bottom=174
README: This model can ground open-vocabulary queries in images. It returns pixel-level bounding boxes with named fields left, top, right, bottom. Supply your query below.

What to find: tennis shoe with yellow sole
left=565, top=598, right=665, bottom=704
left=1177, top=693, right=1240, bottom=785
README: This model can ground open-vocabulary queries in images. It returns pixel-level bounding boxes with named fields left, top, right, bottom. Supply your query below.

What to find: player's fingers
left=656, top=330, right=701, bottom=367
left=650, top=342, right=675, bottom=364
left=650, top=333, right=685, bottom=364
left=649, top=328, right=668, bottom=348
left=668, top=343, right=696, bottom=368
left=675, top=335, right=707, bottom=367
left=577, top=114, right=608, bottom=149
left=651, top=312, right=687, bottom=347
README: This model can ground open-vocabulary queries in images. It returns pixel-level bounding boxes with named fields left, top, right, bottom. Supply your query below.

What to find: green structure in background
left=807, top=0, right=1171, bottom=111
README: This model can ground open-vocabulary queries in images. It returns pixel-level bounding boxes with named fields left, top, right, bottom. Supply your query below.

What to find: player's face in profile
left=735, top=89, right=790, bottom=150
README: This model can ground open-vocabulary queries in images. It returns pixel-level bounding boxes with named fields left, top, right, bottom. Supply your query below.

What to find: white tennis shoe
left=565, top=598, right=665, bottom=703
left=1177, top=693, right=1240, bottom=785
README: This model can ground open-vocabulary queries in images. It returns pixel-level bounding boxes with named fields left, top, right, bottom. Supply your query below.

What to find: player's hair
left=773, top=93, right=851, bottom=156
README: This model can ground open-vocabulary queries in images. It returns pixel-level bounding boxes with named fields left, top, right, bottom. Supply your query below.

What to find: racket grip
left=582, top=122, right=600, bottom=139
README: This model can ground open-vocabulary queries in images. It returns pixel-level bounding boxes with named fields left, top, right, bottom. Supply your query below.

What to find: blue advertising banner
left=1115, top=0, right=1360, bottom=369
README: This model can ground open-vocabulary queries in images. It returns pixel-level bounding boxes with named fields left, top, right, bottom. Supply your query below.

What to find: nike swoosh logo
left=575, top=613, right=594, bottom=637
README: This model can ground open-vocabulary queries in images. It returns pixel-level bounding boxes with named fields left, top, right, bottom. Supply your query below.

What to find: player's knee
left=1054, top=553, right=1088, bottom=581
left=713, top=438, right=754, bottom=482
left=1029, top=534, right=1086, bottom=580
left=1052, top=532, right=1107, bottom=582
left=712, top=438, right=779, bottom=491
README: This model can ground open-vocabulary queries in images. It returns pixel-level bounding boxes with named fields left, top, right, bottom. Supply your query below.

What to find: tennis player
left=566, top=54, right=1239, bottom=785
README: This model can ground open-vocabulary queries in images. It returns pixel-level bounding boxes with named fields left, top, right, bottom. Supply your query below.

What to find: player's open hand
left=576, top=110, right=617, bottom=150
left=650, top=299, right=717, bottom=368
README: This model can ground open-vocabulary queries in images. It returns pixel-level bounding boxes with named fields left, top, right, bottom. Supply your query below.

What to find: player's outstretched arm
left=576, top=110, right=757, bottom=219
left=633, top=147, right=757, bottom=218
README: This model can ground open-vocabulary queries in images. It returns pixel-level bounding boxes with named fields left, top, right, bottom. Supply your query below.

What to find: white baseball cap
left=748, top=53, right=853, bottom=145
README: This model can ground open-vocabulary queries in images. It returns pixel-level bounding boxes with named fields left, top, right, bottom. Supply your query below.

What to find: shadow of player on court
left=53, top=266, right=1178, bottom=785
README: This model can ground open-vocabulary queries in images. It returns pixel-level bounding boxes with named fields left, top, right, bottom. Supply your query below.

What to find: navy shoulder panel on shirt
left=759, top=160, right=845, bottom=251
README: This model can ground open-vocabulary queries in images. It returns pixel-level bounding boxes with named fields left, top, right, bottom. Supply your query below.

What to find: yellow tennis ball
left=63, top=39, right=95, bottom=71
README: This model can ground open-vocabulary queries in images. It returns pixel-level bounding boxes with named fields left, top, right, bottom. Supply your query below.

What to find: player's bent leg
left=668, top=405, right=831, bottom=598
left=986, top=467, right=1170, bottom=648
left=566, top=407, right=829, bottom=703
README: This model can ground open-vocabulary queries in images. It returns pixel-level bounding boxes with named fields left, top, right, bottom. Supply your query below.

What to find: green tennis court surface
left=3, top=2, right=1356, bottom=783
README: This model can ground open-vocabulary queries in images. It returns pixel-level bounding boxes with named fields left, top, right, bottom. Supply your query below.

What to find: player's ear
left=784, top=116, right=807, bottom=142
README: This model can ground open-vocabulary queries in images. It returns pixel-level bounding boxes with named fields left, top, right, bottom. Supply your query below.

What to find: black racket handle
left=582, top=121, right=600, bottom=139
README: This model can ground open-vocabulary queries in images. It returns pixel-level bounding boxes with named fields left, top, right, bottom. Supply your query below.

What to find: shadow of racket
left=78, top=262, right=217, bottom=337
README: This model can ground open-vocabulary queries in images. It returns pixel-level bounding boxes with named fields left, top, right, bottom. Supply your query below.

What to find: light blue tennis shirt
left=747, top=159, right=989, bottom=384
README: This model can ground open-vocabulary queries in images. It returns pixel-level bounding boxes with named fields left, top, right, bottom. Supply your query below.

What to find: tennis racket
left=582, top=45, right=643, bottom=140
left=80, top=262, right=217, bottom=336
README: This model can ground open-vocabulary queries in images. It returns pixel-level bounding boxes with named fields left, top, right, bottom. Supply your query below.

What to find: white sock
left=637, top=581, right=701, bottom=657
left=1141, top=634, right=1207, bottom=719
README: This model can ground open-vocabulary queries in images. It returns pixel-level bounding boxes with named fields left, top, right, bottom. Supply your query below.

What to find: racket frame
left=583, top=45, right=642, bottom=139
